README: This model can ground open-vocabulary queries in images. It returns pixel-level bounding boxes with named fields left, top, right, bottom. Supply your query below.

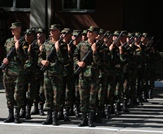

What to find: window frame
left=0, top=0, right=31, bottom=12
left=61, top=0, right=95, bottom=13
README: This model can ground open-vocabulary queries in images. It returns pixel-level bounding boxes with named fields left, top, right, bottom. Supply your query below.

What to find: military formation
left=0, top=21, right=161, bottom=127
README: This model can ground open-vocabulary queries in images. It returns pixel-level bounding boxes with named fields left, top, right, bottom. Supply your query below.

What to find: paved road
left=0, top=81, right=163, bottom=134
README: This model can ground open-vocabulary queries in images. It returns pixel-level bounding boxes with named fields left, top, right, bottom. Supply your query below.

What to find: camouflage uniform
left=31, top=28, right=46, bottom=116
left=73, top=26, right=101, bottom=127
left=3, top=37, right=26, bottom=109
left=2, top=22, right=26, bottom=123
left=59, top=28, right=75, bottom=121
left=20, top=29, right=40, bottom=119
left=38, top=24, right=65, bottom=125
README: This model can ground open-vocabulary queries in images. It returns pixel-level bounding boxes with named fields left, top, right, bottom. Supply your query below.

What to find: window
left=62, top=0, right=95, bottom=12
left=0, top=0, right=30, bottom=12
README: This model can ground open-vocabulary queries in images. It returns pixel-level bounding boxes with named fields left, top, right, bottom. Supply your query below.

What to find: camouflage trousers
left=62, top=73, right=75, bottom=109
left=97, top=76, right=108, bottom=107
left=114, top=71, right=124, bottom=103
left=79, top=76, right=99, bottom=113
left=24, top=71, right=37, bottom=106
left=43, top=74, right=63, bottom=111
left=33, top=73, right=45, bottom=104
left=106, top=71, right=116, bottom=106
left=3, top=72, right=25, bottom=109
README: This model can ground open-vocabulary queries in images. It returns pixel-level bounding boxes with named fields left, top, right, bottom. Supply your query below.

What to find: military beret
left=49, top=24, right=61, bottom=31
left=87, top=26, right=100, bottom=34
left=10, top=22, right=22, bottom=29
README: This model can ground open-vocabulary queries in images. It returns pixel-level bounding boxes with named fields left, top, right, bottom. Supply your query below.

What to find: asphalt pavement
left=0, top=81, right=163, bottom=134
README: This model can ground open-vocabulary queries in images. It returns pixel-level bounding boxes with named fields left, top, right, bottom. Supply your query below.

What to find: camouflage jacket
left=3, top=37, right=26, bottom=75
left=73, top=40, right=101, bottom=77
left=38, top=40, right=65, bottom=76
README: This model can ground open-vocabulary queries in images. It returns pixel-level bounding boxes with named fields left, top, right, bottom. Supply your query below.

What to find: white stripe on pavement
left=1, top=122, right=163, bottom=133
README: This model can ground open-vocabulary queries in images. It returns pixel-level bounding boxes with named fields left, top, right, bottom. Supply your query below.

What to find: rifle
left=40, top=30, right=71, bottom=72
left=68, top=31, right=82, bottom=48
left=112, top=30, right=125, bottom=46
left=74, top=31, right=109, bottom=75
left=122, top=36, right=134, bottom=49
left=30, top=33, right=43, bottom=48
left=145, top=36, right=154, bottom=47
left=0, top=35, right=25, bottom=70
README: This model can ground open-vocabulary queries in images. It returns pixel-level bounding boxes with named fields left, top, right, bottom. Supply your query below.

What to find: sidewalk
left=0, top=80, right=163, bottom=134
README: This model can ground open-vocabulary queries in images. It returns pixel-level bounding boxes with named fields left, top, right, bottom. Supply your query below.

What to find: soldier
left=134, top=32, right=144, bottom=104
left=2, top=21, right=26, bottom=123
left=31, top=28, right=46, bottom=116
left=59, top=28, right=74, bottom=121
left=141, top=33, right=161, bottom=99
left=73, top=26, right=101, bottom=127
left=109, top=30, right=125, bottom=115
left=72, top=30, right=82, bottom=117
left=38, top=24, right=65, bottom=125
left=95, top=29, right=109, bottom=122
left=20, top=28, right=40, bottom=119
left=81, top=30, right=88, bottom=42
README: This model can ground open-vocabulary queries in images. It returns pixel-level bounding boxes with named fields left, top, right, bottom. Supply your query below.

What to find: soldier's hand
left=91, top=42, right=97, bottom=53
left=15, top=40, right=21, bottom=50
left=77, top=61, right=85, bottom=67
left=28, top=44, right=32, bottom=52
left=55, top=41, right=60, bottom=52
left=3, top=58, right=9, bottom=65
left=41, top=60, right=50, bottom=67
left=118, top=45, right=123, bottom=54
left=67, top=44, right=71, bottom=52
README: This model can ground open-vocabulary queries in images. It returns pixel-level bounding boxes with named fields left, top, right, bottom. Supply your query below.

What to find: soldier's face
left=49, top=29, right=60, bottom=37
left=11, top=27, right=21, bottom=36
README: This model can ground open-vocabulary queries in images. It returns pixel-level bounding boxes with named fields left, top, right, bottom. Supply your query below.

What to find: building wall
left=53, top=0, right=124, bottom=30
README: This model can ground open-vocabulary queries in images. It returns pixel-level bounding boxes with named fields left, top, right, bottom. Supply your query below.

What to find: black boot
left=42, top=110, right=52, bottom=125
left=64, top=108, right=70, bottom=121
left=148, top=88, right=153, bottom=99
left=74, top=104, right=80, bottom=117
left=142, top=91, right=148, bottom=102
left=88, top=112, right=95, bottom=127
left=14, top=108, right=21, bottom=123
left=52, top=111, right=60, bottom=125
left=4, top=108, right=14, bottom=123
left=25, top=105, right=32, bottom=119
left=96, top=107, right=102, bottom=123
left=114, top=103, right=120, bottom=115
left=31, top=103, right=39, bottom=115
left=105, top=106, right=111, bottom=119
left=122, top=100, right=129, bottom=113
left=57, top=107, right=64, bottom=120
left=78, top=112, right=88, bottom=127
left=39, top=103, right=45, bottom=116
left=19, top=106, right=26, bottom=118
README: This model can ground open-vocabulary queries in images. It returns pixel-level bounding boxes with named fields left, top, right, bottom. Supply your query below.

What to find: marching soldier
left=2, top=21, right=26, bottom=123
left=20, top=28, right=39, bottom=119
left=31, top=28, right=46, bottom=116
left=73, top=26, right=101, bottom=127
left=59, top=28, right=74, bottom=121
left=38, top=24, right=66, bottom=125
